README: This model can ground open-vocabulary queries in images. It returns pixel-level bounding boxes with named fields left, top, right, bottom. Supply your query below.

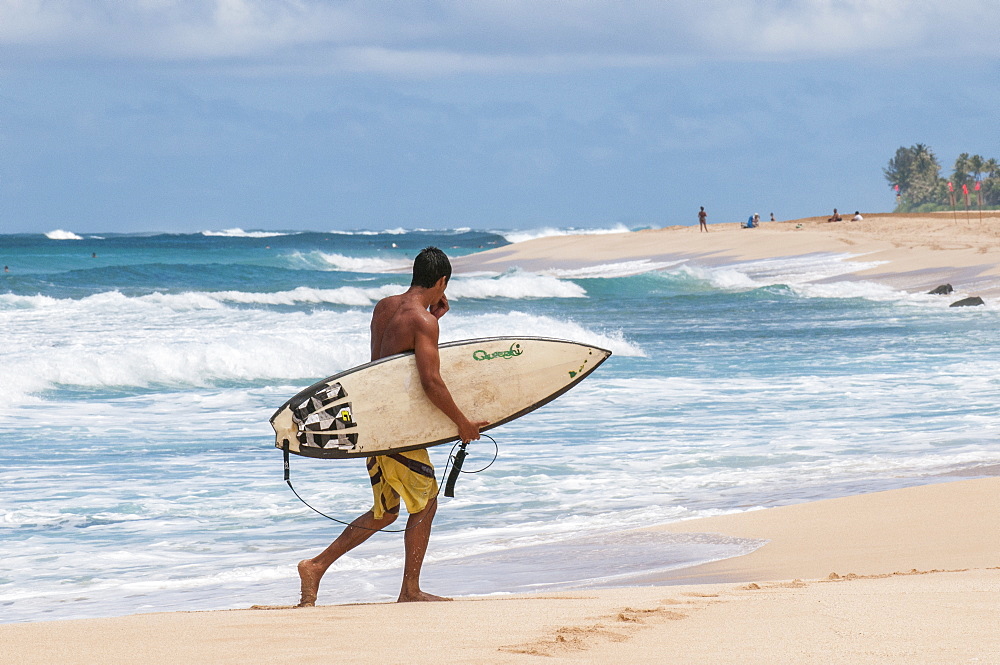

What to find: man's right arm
left=412, top=315, right=484, bottom=443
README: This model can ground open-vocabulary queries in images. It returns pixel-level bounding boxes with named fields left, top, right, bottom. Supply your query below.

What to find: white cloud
left=0, top=0, right=997, bottom=71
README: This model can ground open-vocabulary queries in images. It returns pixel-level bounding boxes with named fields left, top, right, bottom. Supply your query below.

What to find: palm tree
left=884, top=146, right=914, bottom=193
left=951, top=152, right=972, bottom=189
left=885, top=144, right=945, bottom=210
left=907, top=144, right=944, bottom=208
left=982, top=158, right=1000, bottom=207
left=968, top=154, right=986, bottom=183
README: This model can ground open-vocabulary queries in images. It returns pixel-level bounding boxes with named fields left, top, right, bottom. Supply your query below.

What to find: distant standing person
left=698, top=206, right=708, bottom=232
left=770, top=212, right=776, bottom=222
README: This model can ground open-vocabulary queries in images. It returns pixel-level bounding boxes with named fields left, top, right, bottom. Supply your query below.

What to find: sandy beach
left=454, top=212, right=1000, bottom=298
left=2, top=476, right=998, bottom=664
left=4, top=214, right=999, bottom=663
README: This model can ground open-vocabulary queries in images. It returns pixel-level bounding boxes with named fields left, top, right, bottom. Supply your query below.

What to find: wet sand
left=3, top=477, right=998, bottom=664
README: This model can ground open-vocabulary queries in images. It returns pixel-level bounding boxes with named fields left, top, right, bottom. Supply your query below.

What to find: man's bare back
left=370, top=291, right=447, bottom=361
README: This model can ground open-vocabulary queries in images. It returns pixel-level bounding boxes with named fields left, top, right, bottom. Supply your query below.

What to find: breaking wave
left=44, top=229, right=83, bottom=240
left=500, top=224, right=632, bottom=244
left=200, top=228, right=292, bottom=238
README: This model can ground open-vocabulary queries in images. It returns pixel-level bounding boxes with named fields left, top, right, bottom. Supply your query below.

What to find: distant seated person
left=851, top=211, right=863, bottom=221
left=827, top=208, right=843, bottom=222
left=742, top=214, right=758, bottom=229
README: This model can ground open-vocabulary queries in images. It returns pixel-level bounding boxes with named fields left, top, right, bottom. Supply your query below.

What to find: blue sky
left=2, top=1, right=999, bottom=233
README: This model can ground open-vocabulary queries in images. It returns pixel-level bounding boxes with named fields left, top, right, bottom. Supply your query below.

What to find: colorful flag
left=948, top=182, right=954, bottom=192
left=975, top=181, right=981, bottom=191
left=962, top=184, right=969, bottom=195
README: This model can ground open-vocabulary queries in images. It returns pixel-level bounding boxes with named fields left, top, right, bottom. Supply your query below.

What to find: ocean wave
left=546, top=259, right=686, bottom=279
left=1, top=289, right=396, bottom=313
left=162, top=274, right=585, bottom=307
left=443, top=311, right=644, bottom=357
left=210, top=286, right=402, bottom=307
left=0, top=273, right=584, bottom=315
left=447, top=272, right=586, bottom=299
left=0, top=312, right=372, bottom=404
left=0, top=303, right=639, bottom=403
left=285, top=251, right=412, bottom=273
left=500, top=224, right=632, bottom=244
left=317, top=252, right=411, bottom=273
left=666, top=254, right=898, bottom=296
left=200, top=228, right=292, bottom=238
left=44, top=229, right=83, bottom=240
left=328, top=227, right=408, bottom=236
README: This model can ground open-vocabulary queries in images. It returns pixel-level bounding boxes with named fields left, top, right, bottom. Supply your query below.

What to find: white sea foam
left=447, top=272, right=586, bottom=299
left=442, top=311, right=644, bottom=357
left=546, top=259, right=686, bottom=279
left=663, top=253, right=941, bottom=302
left=670, top=256, right=1000, bottom=310
left=500, top=224, right=632, bottom=244
left=317, top=252, right=412, bottom=273
left=200, top=273, right=585, bottom=306
left=287, top=251, right=412, bottom=273
left=0, top=294, right=639, bottom=404
left=329, top=227, right=409, bottom=236
left=44, top=229, right=83, bottom=240
left=683, top=253, right=885, bottom=288
left=200, top=228, right=290, bottom=238
left=211, top=285, right=403, bottom=307
left=0, top=273, right=584, bottom=318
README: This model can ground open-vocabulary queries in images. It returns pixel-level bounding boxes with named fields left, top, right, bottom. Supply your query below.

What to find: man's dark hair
left=411, top=246, right=452, bottom=288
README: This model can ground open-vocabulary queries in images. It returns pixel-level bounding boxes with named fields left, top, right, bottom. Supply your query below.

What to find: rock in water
left=949, top=296, right=985, bottom=307
left=928, top=284, right=953, bottom=295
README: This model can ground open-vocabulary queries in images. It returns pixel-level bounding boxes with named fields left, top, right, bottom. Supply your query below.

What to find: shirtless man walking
left=297, top=247, right=486, bottom=605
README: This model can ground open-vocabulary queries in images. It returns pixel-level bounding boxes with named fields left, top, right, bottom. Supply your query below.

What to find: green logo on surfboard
left=473, top=343, right=523, bottom=361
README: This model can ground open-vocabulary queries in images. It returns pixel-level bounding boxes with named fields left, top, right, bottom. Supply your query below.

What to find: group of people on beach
left=696, top=207, right=865, bottom=230
left=697, top=208, right=776, bottom=231
left=827, top=208, right=864, bottom=222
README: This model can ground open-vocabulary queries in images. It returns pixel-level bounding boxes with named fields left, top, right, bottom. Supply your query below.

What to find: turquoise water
left=2, top=226, right=998, bottom=622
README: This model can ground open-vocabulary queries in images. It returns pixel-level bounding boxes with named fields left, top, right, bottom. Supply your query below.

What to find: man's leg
left=397, top=497, right=451, bottom=602
left=297, top=508, right=397, bottom=607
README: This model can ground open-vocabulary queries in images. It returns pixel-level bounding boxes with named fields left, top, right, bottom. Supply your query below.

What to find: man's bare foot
left=397, top=590, right=452, bottom=603
left=297, top=559, right=323, bottom=607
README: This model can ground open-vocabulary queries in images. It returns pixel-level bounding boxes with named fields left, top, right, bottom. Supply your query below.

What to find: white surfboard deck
left=271, top=337, right=611, bottom=459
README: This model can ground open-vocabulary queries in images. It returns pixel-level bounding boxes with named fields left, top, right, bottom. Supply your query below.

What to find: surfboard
left=271, top=337, right=611, bottom=459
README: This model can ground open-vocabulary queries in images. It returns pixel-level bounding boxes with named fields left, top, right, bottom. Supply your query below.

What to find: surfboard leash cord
left=282, top=434, right=498, bottom=533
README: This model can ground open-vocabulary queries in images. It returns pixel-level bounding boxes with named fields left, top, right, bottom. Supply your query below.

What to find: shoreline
left=3, top=477, right=999, bottom=663
left=5, top=218, right=1000, bottom=661
left=453, top=212, right=1000, bottom=298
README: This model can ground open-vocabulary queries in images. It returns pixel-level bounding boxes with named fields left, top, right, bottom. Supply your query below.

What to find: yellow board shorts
left=367, top=449, right=438, bottom=519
